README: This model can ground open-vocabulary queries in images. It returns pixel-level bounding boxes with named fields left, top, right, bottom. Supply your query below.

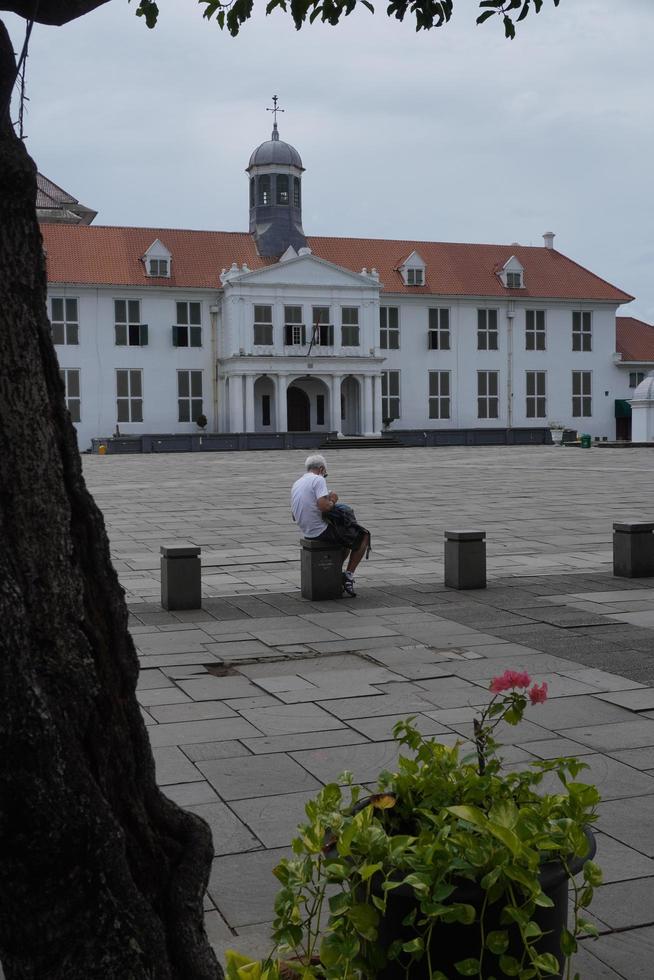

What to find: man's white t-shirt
left=291, top=472, right=329, bottom=538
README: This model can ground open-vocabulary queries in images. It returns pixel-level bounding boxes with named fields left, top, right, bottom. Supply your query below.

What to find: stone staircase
left=320, top=435, right=403, bottom=449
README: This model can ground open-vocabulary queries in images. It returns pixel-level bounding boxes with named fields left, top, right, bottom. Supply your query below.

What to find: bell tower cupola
left=247, top=96, right=307, bottom=258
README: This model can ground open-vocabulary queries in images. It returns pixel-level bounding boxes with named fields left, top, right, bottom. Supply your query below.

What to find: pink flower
left=489, top=669, right=532, bottom=693
left=529, top=682, right=548, bottom=705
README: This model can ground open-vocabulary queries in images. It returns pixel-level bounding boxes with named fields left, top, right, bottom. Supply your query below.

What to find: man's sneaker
left=342, top=573, right=357, bottom=597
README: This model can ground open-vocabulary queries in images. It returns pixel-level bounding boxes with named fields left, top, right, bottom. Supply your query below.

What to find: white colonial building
left=39, top=124, right=651, bottom=453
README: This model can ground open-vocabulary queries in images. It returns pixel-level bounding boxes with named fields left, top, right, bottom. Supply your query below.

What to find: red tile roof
left=616, top=316, right=654, bottom=362
left=40, top=224, right=633, bottom=303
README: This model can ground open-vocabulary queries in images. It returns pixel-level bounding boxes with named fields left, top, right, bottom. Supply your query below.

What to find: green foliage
left=133, top=1, right=562, bottom=38
left=230, top=696, right=601, bottom=979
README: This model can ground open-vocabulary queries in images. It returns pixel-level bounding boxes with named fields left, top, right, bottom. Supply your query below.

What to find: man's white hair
left=305, top=454, right=327, bottom=471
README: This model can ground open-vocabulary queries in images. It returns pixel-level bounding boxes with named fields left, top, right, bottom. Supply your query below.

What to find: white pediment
left=229, top=253, right=379, bottom=289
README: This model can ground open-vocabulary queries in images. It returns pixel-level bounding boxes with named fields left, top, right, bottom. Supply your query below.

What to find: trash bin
left=580, top=434, right=591, bottom=448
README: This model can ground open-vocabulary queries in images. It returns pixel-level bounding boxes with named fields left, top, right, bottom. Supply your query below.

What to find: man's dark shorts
left=316, top=523, right=367, bottom=552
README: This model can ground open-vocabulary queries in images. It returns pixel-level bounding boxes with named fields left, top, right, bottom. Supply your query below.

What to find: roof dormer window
left=143, top=239, right=172, bottom=279
left=499, top=255, right=524, bottom=290
left=399, top=249, right=426, bottom=287
left=149, top=258, right=169, bottom=277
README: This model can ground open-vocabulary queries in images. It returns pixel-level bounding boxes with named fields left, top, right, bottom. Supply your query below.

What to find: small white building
left=42, top=122, right=645, bottom=452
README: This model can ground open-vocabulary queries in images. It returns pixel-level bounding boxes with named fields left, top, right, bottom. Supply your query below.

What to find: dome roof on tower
left=248, top=124, right=304, bottom=170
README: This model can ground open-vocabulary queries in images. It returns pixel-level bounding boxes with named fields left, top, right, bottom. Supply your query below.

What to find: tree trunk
left=0, top=21, right=222, bottom=980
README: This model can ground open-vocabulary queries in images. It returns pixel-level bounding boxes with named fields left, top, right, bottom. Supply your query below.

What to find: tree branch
left=0, top=1, right=111, bottom=26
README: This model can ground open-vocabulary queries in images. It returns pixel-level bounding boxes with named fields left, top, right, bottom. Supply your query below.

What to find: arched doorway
left=340, top=376, right=361, bottom=435
left=287, top=386, right=310, bottom=431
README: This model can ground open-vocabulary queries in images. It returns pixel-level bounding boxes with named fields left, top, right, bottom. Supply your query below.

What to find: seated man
left=291, top=454, right=370, bottom=597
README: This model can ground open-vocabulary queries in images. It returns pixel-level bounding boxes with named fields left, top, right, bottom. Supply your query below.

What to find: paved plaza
left=90, top=448, right=654, bottom=974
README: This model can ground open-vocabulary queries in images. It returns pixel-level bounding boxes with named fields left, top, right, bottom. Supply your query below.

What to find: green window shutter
left=140, top=324, right=148, bottom=346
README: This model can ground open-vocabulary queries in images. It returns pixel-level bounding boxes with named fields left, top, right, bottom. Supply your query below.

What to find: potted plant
left=196, top=413, right=208, bottom=431
left=548, top=422, right=565, bottom=445
left=226, top=672, right=601, bottom=980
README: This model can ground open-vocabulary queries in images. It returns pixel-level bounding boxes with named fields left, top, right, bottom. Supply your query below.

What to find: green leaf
left=531, top=952, right=560, bottom=973
left=348, top=902, right=379, bottom=940
left=454, top=958, right=481, bottom=976
left=486, top=930, right=509, bottom=954
left=560, top=927, right=577, bottom=956
left=499, top=954, right=521, bottom=976
left=476, top=9, right=496, bottom=25
left=401, top=938, right=425, bottom=954
left=359, top=862, right=383, bottom=881
left=328, top=892, right=351, bottom=916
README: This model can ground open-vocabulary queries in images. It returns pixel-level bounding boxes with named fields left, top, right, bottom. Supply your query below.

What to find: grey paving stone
left=203, top=909, right=233, bottom=955
left=251, top=675, right=316, bottom=694
left=176, top=676, right=263, bottom=701
left=578, top=925, right=654, bottom=977
left=592, top=831, right=654, bottom=883
left=148, top=717, right=261, bottom=747
left=162, top=781, right=219, bottom=806
left=571, top=940, right=629, bottom=979
left=230, top=790, right=318, bottom=847
left=589, top=877, right=654, bottom=930
left=595, top=688, right=654, bottom=711
left=318, top=691, right=436, bottom=720
left=537, top=753, right=654, bottom=801
left=237, top=703, right=347, bottom=736
left=181, top=740, right=252, bottom=762
left=152, top=746, right=205, bottom=786
left=198, top=754, right=322, bottom=801
left=598, top=796, right=654, bottom=856
left=136, top=668, right=174, bottom=690
left=559, top=667, right=646, bottom=692
left=136, top=687, right=192, bottom=707
left=187, top=801, right=261, bottom=856
left=208, top=847, right=291, bottom=928
left=306, top=635, right=418, bottom=655
left=559, top=719, right=654, bottom=752
left=241, top=729, right=369, bottom=755
left=204, top=640, right=276, bottom=660
left=524, top=737, right=596, bottom=759
left=608, top=746, right=654, bottom=770
left=290, top=740, right=401, bottom=784
left=523, top=695, right=638, bottom=730
left=135, top=629, right=214, bottom=653
left=411, top=676, right=494, bottom=708
left=347, top=713, right=449, bottom=742
left=148, top=701, right=238, bottom=724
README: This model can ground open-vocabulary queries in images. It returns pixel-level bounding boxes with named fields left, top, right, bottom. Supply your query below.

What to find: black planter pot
left=374, top=829, right=596, bottom=980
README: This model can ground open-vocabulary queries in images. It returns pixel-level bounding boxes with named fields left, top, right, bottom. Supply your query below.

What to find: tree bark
left=0, top=21, right=222, bottom=980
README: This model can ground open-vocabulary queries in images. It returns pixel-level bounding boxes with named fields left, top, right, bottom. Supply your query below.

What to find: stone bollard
left=161, top=544, right=201, bottom=610
left=444, top=529, right=486, bottom=590
left=300, top=537, right=345, bottom=601
left=613, top=522, right=654, bottom=578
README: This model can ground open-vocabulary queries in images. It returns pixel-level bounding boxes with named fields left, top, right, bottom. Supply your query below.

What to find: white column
left=228, top=374, right=243, bottom=433
left=362, top=374, right=374, bottom=436
left=276, top=374, right=288, bottom=433
left=374, top=372, right=383, bottom=434
left=330, top=375, right=341, bottom=435
left=244, top=374, right=255, bottom=432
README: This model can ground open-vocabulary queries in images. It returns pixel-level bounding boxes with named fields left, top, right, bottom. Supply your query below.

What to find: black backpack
left=324, top=504, right=371, bottom=557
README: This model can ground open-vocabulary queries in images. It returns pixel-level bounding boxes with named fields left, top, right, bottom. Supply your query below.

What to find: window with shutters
left=381, top=370, right=400, bottom=420
left=284, top=306, right=306, bottom=346
left=311, top=307, right=334, bottom=346
left=572, top=371, right=592, bottom=417
left=50, top=297, right=79, bottom=345
left=428, top=371, right=450, bottom=419
left=477, top=371, right=499, bottom=419
left=341, top=307, right=360, bottom=347
left=380, top=307, right=399, bottom=349
left=177, top=370, right=203, bottom=423
left=116, top=369, right=143, bottom=422
left=572, top=312, right=592, bottom=352
left=428, top=308, right=450, bottom=350
left=526, top=310, right=546, bottom=351
left=172, top=302, right=202, bottom=347
left=526, top=371, right=546, bottom=418
left=477, top=309, right=498, bottom=351
left=253, top=305, right=273, bottom=346
left=115, top=300, right=147, bottom=346
left=60, top=368, right=81, bottom=422
left=629, top=372, right=645, bottom=388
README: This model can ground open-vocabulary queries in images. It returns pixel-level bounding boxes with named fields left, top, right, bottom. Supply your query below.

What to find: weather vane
left=266, top=95, right=285, bottom=125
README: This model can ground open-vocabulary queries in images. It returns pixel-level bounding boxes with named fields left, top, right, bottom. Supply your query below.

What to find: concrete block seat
left=613, top=522, right=654, bottom=578
left=300, top=537, right=346, bottom=601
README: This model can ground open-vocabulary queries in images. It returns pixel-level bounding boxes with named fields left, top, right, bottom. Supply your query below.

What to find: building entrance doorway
left=287, top=386, right=310, bottom=431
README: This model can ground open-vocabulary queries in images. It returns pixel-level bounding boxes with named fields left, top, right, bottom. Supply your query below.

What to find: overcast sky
left=5, top=0, right=654, bottom=320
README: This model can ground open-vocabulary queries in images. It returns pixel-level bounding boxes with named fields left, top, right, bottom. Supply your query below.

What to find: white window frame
left=526, top=371, right=547, bottom=419
left=177, top=370, right=203, bottom=423
left=115, top=300, right=147, bottom=346
left=253, top=305, right=273, bottom=346
left=428, top=371, right=450, bottom=420
left=428, top=308, right=450, bottom=350
left=148, top=258, right=169, bottom=277
left=173, top=301, right=202, bottom=348
left=406, top=267, right=424, bottom=286
left=629, top=371, right=646, bottom=388
left=341, top=307, right=360, bottom=347
left=381, top=370, right=400, bottom=421
left=506, top=271, right=522, bottom=288
left=477, top=309, right=498, bottom=351
left=50, top=297, right=79, bottom=346
left=477, top=370, right=499, bottom=419
left=572, top=311, right=592, bottom=352
left=116, top=369, right=143, bottom=423
left=284, top=306, right=305, bottom=346
left=572, top=371, right=592, bottom=417
left=311, top=307, right=334, bottom=347
left=380, top=307, right=399, bottom=350
left=60, top=368, right=81, bottom=422
left=525, top=310, right=546, bottom=351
